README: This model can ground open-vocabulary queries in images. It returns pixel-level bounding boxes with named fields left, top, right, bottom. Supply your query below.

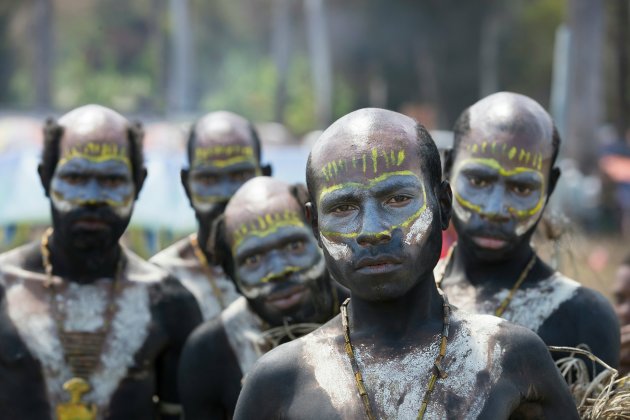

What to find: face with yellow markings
left=185, top=113, right=262, bottom=223
left=225, top=177, right=329, bottom=325
left=308, top=110, right=443, bottom=302
left=48, top=105, right=139, bottom=252
left=449, top=95, right=555, bottom=259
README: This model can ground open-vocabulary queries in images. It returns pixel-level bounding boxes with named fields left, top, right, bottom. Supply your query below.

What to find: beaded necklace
left=340, top=294, right=451, bottom=420
left=190, top=233, right=226, bottom=310
left=41, top=227, right=125, bottom=420
left=437, top=243, right=537, bottom=317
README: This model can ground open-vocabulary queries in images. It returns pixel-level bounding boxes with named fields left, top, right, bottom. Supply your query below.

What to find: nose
left=480, top=185, right=510, bottom=222
left=78, top=179, right=108, bottom=206
left=356, top=204, right=392, bottom=247
left=262, top=251, right=292, bottom=283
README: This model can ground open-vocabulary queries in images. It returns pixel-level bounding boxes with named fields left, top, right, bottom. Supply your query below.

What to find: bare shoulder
left=149, top=236, right=196, bottom=269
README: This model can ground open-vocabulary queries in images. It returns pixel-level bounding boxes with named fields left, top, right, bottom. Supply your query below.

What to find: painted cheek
left=403, top=208, right=434, bottom=246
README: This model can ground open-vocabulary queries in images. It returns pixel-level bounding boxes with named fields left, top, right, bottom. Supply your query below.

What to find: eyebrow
left=235, top=230, right=310, bottom=258
left=318, top=170, right=421, bottom=201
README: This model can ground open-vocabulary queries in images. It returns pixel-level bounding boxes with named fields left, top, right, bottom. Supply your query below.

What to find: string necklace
left=438, top=243, right=537, bottom=317
left=341, top=295, right=451, bottom=420
left=190, top=233, right=226, bottom=309
left=41, top=227, right=125, bottom=419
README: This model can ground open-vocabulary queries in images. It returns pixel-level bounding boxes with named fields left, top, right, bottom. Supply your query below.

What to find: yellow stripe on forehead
left=461, top=157, right=543, bottom=177
left=58, top=142, right=130, bottom=166
left=319, top=147, right=406, bottom=184
left=231, top=210, right=306, bottom=252
left=320, top=183, right=428, bottom=240
left=193, top=145, right=255, bottom=166
left=464, top=141, right=544, bottom=171
left=319, top=170, right=419, bottom=202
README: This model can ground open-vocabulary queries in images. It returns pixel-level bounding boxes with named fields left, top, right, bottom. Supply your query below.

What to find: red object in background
left=441, top=225, right=457, bottom=258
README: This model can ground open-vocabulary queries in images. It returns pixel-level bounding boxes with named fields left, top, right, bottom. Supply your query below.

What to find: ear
left=261, top=163, right=272, bottom=176
left=437, top=180, right=452, bottom=230
left=546, top=166, right=561, bottom=198
left=442, top=149, right=454, bottom=179
left=134, top=167, right=148, bottom=199
left=180, top=168, right=194, bottom=205
left=305, top=202, right=322, bottom=247
left=38, top=163, right=50, bottom=197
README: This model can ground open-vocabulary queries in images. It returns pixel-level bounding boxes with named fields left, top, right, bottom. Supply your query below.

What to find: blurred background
left=0, top=0, right=628, bottom=296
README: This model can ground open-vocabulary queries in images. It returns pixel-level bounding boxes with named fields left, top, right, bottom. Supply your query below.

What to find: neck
left=348, top=274, right=443, bottom=341
left=196, top=222, right=214, bottom=262
left=48, top=233, right=121, bottom=282
left=451, top=239, right=536, bottom=287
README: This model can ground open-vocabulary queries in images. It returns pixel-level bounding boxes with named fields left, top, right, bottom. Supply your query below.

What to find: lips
left=266, top=285, right=308, bottom=311
left=355, top=255, right=403, bottom=274
left=73, top=217, right=110, bottom=231
left=471, top=236, right=509, bottom=250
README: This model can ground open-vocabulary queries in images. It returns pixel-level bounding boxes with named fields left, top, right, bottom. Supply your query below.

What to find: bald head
left=306, top=108, right=441, bottom=204
left=187, top=111, right=261, bottom=166
left=450, top=92, right=560, bottom=174
left=40, top=104, right=144, bottom=193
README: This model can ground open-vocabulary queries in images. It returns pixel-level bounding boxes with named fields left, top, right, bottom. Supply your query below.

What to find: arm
left=233, top=345, right=299, bottom=420
left=506, top=329, right=579, bottom=419
left=154, top=276, right=203, bottom=420
left=179, top=320, right=243, bottom=420
left=576, top=288, right=620, bottom=369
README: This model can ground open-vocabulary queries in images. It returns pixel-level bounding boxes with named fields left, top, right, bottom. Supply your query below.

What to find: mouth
left=73, top=217, right=110, bottom=231
left=355, top=255, right=403, bottom=274
left=266, top=285, right=308, bottom=311
left=471, top=236, right=509, bottom=250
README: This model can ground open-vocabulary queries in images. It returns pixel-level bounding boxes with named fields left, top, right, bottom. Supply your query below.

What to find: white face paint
left=320, top=235, right=352, bottom=261
left=221, top=297, right=267, bottom=375
left=404, top=208, right=434, bottom=245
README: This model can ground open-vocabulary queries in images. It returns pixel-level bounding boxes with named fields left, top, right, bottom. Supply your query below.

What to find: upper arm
left=575, top=288, right=620, bottom=369
left=154, top=276, right=204, bottom=411
left=179, top=321, right=242, bottom=420
left=506, top=329, right=579, bottom=419
left=233, top=345, right=299, bottom=420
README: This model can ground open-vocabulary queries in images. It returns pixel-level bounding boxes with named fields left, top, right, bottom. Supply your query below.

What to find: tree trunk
left=33, top=0, right=53, bottom=110
left=304, top=0, right=333, bottom=128
left=565, top=0, right=605, bottom=172
left=271, top=0, right=292, bottom=123
left=167, top=0, right=193, bottom=114
left=614, top=0, right=629, bottom=140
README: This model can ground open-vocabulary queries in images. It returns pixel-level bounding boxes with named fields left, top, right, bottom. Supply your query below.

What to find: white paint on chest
left=442, top=271, right=579, bottom=333
left=5, top=276, right=152, bottom=415
left=221, top=297, right=266, bottom=375
left=302, top=312, right=505, bottom=419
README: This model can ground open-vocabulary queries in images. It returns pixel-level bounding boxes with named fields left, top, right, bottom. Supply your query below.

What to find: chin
left=348, top=277, right=417, bottom=303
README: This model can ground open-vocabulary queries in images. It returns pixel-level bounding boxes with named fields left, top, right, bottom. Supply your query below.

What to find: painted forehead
left=192, top=119, right=257, bottom=167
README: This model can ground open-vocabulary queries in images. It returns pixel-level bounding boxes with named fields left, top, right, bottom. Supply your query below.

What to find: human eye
left=509, top=181, right=538, bottom=197
left=467, top=175, right=488, bottom=188
left=243, top=253, right=262, bottom=268
left=386, top=194, right=411, bottom=207
left=194, top=173, right=219, bottom=186
left=100, top=175, right=127, bottom=188
left=285, top=240, right=305, bottom=253
left=60, top=173, right=87, bottom=185
left=330, top=204, right=356, bottom=215
left=229, top=169, right=255, bottom=182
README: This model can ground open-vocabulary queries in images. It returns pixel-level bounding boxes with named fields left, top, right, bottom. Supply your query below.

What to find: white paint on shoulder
left=221, top=297, right=267, bottom=375
left=321, top=235, right=351, bottom=262
left=151, top=239, right=240, bottom=321
left=443, top=271, right=580, bottom=333
left=404, top=209, right=433, bottom=245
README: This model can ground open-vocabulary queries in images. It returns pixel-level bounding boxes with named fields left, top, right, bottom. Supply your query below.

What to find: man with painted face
left=439, top=92, right=620, bottom=368
left=178, top=176, right=343, bottom=420
left=234, top=108, right=577, bottom=419
left=0, top=105, right=201, bottom=419
left=151, top=111, right=270, bottom=321
left=613, top=256, right=630, bottom=375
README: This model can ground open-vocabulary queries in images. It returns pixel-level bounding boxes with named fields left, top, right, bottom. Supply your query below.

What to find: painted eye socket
left=194, top=174, right=219, bottom=186
left=386, top=195, right=411, bottom=206
left=60, top=173, right=87, bottom=185
left=244, top=254, right=262, bottom=268
left=330, top=204, right=356, bottom=214
left=285, top=240, right=305, bottom=253
left=468, top=176, right=488, bottom=188
left=100, top=175, right=128, bottom=188
left=510, top=184, right=533, bottom=196
left=229, top=170, right=256, bottom=182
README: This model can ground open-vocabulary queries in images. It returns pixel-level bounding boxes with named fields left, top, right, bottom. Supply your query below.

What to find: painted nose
left=356, top=205, right=392, bottom=247
left=480, top=185, right=510, bottom=222
left=79, top=179, right=108, bottom=206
